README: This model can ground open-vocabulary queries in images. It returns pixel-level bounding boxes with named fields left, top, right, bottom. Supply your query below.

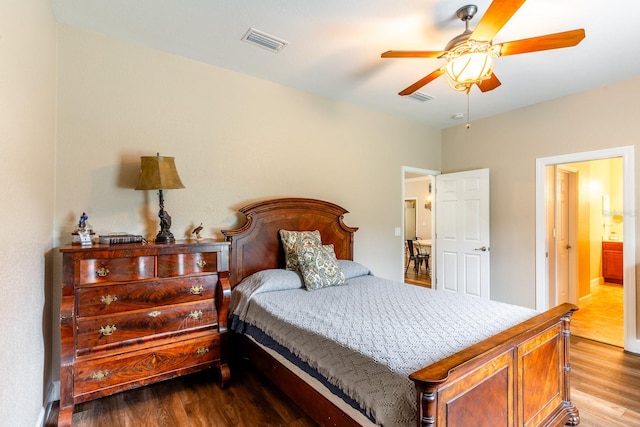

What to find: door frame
left=535, top=146, right=637, bottom=352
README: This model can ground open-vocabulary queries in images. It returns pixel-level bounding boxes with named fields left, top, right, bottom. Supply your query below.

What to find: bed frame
left=222, top=197, right=580, bottom=427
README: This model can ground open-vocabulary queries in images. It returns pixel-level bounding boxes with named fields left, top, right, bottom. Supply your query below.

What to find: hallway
left=571, top=283, right=624, bottom=348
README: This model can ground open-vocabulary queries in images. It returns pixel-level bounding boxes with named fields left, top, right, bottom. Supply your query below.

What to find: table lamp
left=135, top=153, right=185, bottom=243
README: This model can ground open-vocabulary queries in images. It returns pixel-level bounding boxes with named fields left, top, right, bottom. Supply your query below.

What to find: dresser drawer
left=73, top=334, right=220, bottom=398
left=157, top=252, right=217, bottom=277
left=602, top=241, right=622, bottom=251
left=76, top=300, right=217, bottom=355
left=79, top=256, right=156, bottom=284
left=76, top=275, right=217, bottom=317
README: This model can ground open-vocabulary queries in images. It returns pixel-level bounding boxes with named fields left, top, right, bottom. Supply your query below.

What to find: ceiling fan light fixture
left=445, top=41, right=499, bottom=91
left=382, top=2, right=585, bottom=97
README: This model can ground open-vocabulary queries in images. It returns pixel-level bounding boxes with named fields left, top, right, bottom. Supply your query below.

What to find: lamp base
left=155, top=201, right=175, bottom=243
left=154, top=230, right=175, bottom=243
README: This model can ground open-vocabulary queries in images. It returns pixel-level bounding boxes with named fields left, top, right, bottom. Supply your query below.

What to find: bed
left=222, top=197, right=580, bottom=427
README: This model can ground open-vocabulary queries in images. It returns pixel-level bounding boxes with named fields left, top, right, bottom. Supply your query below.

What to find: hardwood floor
left=571, top=283, right=624, bottom=348
left=570, top=336, right=640, bottom=426
left=45, top=362, right=317, bottom=427
left=404, top=256, right=431, bottom=288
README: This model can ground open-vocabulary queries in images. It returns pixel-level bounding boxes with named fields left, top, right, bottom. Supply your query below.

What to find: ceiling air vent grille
left=242, top=28, right=289, bottom=53
left=409, top=92, right=435, bottom=102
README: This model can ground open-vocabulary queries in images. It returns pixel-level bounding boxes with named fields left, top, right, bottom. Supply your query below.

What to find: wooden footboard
left=410, top=303, right=580, bottom=427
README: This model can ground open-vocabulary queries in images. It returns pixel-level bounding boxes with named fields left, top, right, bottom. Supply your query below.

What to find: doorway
left=535, top=146, right=638, bottom=353
left=403, top=167, right=437, bottom=288
left=552, top=159, right=623, bottom=347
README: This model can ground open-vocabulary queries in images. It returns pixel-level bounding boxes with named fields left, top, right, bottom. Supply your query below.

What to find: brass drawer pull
left=91, top=370, right=109, bottom=381
left=148, top=310, right=161, bottom=317
left=96, top=267, right=110, bottom=277
left=188, top=310, right=203, bottom=320
left=100, top=295, right=118, bottom=305
left=197, top=259, right=207, bottom=268
left=189, top=285, right=204, bottom=295
left=99, top=325, right=117, bottom=336
left=196, top=347, right=209, bottom=356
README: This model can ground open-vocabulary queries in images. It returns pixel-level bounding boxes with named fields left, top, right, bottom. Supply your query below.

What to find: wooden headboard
left=221, top=198, right=358, bottom=287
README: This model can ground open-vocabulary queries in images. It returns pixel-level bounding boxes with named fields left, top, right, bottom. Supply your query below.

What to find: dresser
left=602, top=241, right=623, bottom=284
left=58, top=240, right=231, bottom=426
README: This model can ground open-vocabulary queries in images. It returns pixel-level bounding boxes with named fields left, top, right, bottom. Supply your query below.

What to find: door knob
left=566, top=244, right=572, bottom=250
left=474, top=246, right=488, bottom=252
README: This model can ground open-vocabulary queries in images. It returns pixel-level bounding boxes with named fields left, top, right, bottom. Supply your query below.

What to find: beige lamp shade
left=136, top=155, right=185, bottom=190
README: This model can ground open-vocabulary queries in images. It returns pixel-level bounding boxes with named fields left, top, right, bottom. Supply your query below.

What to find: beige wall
left=51, top=24, right=441, bottom=382
left=0, top=0, right=57, bottom=425
left=54, top=24, right=441, bottom=273
left=442, top=77, right=640, bottom=312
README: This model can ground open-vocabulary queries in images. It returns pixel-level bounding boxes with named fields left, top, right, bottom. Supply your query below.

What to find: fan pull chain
left=465, top=89, right=471, bottom=129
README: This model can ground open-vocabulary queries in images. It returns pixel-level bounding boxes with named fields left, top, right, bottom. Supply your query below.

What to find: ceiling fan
left=381, top=0, right=586, bottom=96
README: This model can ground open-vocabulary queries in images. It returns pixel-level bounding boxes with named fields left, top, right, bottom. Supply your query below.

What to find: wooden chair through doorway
left=406, top=239, right=429, bottom=274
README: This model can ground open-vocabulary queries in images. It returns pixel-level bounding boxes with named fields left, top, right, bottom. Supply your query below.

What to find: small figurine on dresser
left=78, top=212, right=88, bottom=229
left=73, top=211, right=93, bottom=246
left=192, top=222, right=204, bottom=240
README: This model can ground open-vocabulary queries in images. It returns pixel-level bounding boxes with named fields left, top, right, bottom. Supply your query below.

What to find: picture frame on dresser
left=57, top=240, right=231, bottom=426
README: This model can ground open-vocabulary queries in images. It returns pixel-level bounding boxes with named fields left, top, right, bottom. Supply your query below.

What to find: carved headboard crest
left=221, top=198, right=357, bottom=286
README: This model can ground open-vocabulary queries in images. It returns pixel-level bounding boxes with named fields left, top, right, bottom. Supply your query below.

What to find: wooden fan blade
left=381, top=50, right=445, bottom=58
left=498, top=29, right=586, bottom=56
left=399, top=68, right=445, bottom=96
left=471, top=0, right=527, bottom=42
left=477, top=73, right=501, bottom=92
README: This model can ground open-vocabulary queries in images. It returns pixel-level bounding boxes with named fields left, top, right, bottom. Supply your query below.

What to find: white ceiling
left=52, top=0, right=640, bottom=129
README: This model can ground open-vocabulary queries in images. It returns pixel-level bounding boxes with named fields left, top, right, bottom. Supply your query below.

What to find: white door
left=435, top=168, right=490, bottom=299
left=556, top=169, right=571, bottom=304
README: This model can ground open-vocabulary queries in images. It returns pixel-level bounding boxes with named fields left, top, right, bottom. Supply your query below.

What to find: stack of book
left=98, top=234, right=145, bottom=245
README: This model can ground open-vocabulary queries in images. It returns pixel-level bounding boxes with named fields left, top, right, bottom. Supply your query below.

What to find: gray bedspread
left=231, top=264, right=538, bottom=426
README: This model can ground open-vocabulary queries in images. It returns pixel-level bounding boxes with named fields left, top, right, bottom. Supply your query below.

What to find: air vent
left=408, top=92, right=435, bottom=102
left=242, top=28, right=289, bottom=53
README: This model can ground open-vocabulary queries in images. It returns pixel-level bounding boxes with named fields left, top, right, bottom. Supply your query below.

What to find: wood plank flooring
left=403, top=257, right=431, bottom=288
left=46, top=335, right=640, bottom=426
left=46, top=361, right=317, bottom=427
left=570, top=336, right=640, bottom=426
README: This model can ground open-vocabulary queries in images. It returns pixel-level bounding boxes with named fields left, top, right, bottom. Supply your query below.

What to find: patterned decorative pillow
left=279, top=230, right=322, bottom=271
left=296, top=243, right=346, bottom=291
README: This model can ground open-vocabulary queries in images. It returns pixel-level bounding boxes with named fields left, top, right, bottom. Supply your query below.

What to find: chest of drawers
left=58, top=240, right=231, bottom=426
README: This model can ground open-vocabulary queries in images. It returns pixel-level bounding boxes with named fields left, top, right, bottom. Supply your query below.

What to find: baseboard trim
left=578, top=293, right=592, bottom=304
left=36, top=406, right=46, bottom=427
left=39, top=381, right=60, bottom=426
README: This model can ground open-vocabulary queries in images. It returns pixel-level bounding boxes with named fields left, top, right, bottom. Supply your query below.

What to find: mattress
left=230, top=262, right=538, bottom=426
